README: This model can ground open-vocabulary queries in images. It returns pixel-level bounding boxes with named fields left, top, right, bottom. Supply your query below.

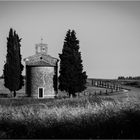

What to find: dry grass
left=0, top=95, right=139, bottom=138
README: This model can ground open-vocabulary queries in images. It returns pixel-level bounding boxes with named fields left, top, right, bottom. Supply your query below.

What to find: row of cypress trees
left=3, top=28, right=87, bottom=97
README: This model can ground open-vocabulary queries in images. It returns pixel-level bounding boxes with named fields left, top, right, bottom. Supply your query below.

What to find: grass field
left=0, top=79, right=140, bottom=138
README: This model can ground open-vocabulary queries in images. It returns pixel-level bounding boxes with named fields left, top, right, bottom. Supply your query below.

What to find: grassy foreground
left=0, top=95, right=140, bottom=139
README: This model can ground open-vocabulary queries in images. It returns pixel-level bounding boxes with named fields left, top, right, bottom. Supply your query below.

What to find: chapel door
left=38, top=87, right=44, bottom=98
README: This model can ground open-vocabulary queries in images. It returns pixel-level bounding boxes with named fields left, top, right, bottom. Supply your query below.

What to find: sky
left=0, top=1, right=140, bottom=79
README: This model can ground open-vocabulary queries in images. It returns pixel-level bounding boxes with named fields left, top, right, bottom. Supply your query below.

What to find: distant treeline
left=118, top=76, right=140, bottom=80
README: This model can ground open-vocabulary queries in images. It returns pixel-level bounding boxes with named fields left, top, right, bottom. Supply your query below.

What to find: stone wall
left=26, top=66, right=56, bottom=98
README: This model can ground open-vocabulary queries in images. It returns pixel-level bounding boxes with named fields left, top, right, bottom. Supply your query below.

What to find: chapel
left=24, top=40, right=59, bottom=98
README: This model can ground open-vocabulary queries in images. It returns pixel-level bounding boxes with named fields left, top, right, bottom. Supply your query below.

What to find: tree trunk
left=69, top=90, right=76, bottom=98
left=13, top=90, right=16, bottom=97
left=70, top=94, right=73, bottom=98
left=10, top=91, right=13, bottom=97
left=72, top=92, right=76, bottom=98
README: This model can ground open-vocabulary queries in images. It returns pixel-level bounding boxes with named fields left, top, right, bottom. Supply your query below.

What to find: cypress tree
left=59, top=29, right=87, bottom=97
left=3, top=28, right=24, bottom=97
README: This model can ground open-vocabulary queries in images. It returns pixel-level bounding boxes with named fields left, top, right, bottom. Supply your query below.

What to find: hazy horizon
left=0, top=1, right=140, bottom=79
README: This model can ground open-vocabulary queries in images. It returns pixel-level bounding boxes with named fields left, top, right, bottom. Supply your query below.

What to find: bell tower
left=35, top=38, right=48, bottom=54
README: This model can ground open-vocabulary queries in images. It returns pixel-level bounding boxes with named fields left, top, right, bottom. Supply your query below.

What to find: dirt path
left=104, top=86, right=140, bottom=103
left=124, top=86, right=140, bottom=102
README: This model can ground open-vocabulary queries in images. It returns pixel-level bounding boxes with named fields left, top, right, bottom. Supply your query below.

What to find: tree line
left=118, top=76, right=140, bottom=80
left=3, top=28, right=87, bottom=98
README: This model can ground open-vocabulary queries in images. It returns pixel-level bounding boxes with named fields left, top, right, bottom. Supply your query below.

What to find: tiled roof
left=24, top=53, right=59, bottom=66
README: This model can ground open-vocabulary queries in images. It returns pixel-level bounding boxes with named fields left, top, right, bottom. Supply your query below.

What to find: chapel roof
left=24, top=53, right=59, bottom=66
left=24, top=41, right=59, bottom=66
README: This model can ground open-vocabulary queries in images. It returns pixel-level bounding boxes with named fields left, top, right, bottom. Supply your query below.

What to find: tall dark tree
left=3, top=28, right=24, bottom=97
left=59, top=29, right=87, bottom=97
